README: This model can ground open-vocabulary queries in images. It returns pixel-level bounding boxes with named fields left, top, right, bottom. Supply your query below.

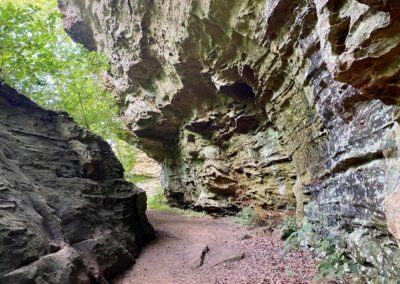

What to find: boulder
left=0, top=84, right=154, bottom=283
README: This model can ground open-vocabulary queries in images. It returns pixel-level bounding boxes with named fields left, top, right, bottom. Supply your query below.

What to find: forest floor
left=113, top=210, right=317, bottom=284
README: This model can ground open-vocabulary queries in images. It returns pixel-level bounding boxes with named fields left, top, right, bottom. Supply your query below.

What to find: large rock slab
left=0, top=84, right=154, bottom=283
left=59, top=0, right=400, bottom=280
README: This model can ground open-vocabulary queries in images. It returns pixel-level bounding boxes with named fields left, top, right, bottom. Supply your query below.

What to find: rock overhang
left=58, top=0, right=400, bottom=280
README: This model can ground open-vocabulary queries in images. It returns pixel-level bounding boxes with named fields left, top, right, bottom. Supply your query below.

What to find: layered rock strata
left=0, top=84, right=154, bottom=284
left=60, top=0, right=400, bottom=280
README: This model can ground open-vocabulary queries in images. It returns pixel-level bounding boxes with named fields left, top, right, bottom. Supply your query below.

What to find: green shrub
left=285, top=221, right=316, bottom=249
left=284, top=222, right=359, bottom=281
left=314, top=238, right=358, bottom=281
left=147, top=186, right=168, bottom=209
left=234, top=206, right=257, bottom=227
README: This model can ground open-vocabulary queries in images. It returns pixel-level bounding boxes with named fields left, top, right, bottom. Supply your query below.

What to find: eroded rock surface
left=60, top=0, right=400, bottom=280
left=0, top=84, right=154, bottom=283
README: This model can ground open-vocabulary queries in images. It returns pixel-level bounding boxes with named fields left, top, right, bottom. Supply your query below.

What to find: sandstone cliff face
left=0, top=84, right=154, bottom=283
left=60, top=0, right=400, bottom=280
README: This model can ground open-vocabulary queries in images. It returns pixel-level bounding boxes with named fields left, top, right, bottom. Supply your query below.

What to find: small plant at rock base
left=285, top=221, right=319, bottom=250
left=234, top=206, right=259, bottom=227
left=278, top=216, right=297, bottom=240
left=284, top=221, right=359, bottom=282
left=313, top=238, right=359, bottom=282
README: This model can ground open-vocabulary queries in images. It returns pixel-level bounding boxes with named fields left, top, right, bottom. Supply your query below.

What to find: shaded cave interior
left=139, top=77, right=299, bottom=217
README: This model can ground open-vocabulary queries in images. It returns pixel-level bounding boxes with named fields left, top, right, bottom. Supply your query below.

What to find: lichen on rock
left=59, top=0, right=400, bottom=280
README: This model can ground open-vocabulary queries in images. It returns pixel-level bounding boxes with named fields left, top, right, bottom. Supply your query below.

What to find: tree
left=0, top=0, right=137, bottom=178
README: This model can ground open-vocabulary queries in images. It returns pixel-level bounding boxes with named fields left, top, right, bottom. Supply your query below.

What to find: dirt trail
left=114, top=210, right=317, bottom=284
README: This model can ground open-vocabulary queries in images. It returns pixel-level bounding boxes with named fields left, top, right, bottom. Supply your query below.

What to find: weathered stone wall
left=133, top=149, right=162, bottom=195
left=60, top=0, right=400, bottom=280
left=0, top=84, right=154, bottom=283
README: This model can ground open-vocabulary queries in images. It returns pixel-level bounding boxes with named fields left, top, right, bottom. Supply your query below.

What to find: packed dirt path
left=114, top=210, right=317, bottom=284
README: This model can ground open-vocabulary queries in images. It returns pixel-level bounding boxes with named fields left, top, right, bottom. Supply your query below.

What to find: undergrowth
left=234, top=206, right=258, bottom=227
left=277, top=216, right=297, bottom=239
left=129, top=174, right=152, bottom=183
left=283, top=221, right=359, bottom=282
left=234, top=206, right=255, bottom=226
left=147, top=187, right=206, bottom=218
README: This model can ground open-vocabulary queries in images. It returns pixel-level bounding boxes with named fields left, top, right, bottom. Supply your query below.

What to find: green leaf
left=0, top=0, right=136, bottom=175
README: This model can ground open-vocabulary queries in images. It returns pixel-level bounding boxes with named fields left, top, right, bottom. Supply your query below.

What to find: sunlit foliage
left=0, top=0, right=137, bottom=178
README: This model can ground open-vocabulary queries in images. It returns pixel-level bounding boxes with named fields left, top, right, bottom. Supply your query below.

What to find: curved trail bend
left=114, top=210, right=317, bottom=284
